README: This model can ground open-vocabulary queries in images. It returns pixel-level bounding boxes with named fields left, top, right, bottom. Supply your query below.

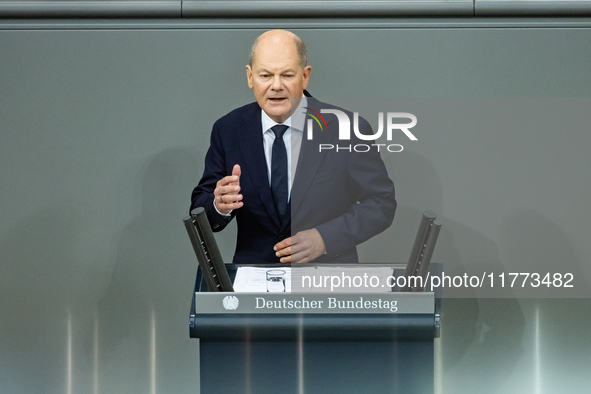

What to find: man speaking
left=190, top=29, right=396, bottom=265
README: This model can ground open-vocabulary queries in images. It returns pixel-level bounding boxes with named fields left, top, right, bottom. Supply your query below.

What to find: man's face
left=246, top=37, right=311, bottom=124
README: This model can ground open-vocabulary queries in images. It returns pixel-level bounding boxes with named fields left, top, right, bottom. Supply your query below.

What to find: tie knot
left=271, top=124, right=288, bottom=139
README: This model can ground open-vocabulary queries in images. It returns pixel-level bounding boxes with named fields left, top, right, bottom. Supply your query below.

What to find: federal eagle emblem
left=222, top=295, right=239, bottom=310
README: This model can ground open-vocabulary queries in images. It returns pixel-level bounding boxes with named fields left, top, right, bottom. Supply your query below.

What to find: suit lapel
left=238, top=105, right=282, bottom=228
left=289, top=97, right=336, bottom=220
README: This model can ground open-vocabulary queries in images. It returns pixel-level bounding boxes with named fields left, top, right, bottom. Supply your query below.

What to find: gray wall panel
left=476, top=0, right=591, bottom=16
left=4, top=0, right=591, bottom=18
left=0, top=1, right=181, bottom=18
left=182, top=0, right=473, bottom=18
left=1, top=24, right=591, bottom=393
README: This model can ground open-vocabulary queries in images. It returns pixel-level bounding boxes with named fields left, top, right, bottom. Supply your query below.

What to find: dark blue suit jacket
left=190, top=94, right=396, bottom=264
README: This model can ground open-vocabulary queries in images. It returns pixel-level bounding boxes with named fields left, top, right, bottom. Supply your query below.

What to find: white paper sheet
left=233, top=267, right=292, bottom=293
left=233, top=265, right=396, bottom=293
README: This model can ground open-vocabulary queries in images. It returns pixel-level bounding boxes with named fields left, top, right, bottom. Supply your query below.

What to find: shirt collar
left=261, top=95, right=308, bottom=134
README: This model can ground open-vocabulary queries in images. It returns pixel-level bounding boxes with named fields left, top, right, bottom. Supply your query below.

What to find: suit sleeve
left=190, top=122, right=235, bottom=232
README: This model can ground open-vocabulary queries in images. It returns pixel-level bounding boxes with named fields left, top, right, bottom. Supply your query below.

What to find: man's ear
left=246, top=65, right=253, bottom=89
left=302, top=65, right=312, bottom=89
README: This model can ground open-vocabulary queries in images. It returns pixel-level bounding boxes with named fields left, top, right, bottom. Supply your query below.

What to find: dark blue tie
left=271, top=125, right=289, bottom=218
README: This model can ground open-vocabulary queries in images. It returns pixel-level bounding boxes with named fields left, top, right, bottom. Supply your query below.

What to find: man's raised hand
left=214, top=164, right=243, bottom=214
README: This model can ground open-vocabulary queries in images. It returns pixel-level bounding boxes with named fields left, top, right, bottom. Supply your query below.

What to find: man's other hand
left=214, top=164, right=243, bottom=214
left=274, top=229, right=326, bottom=264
